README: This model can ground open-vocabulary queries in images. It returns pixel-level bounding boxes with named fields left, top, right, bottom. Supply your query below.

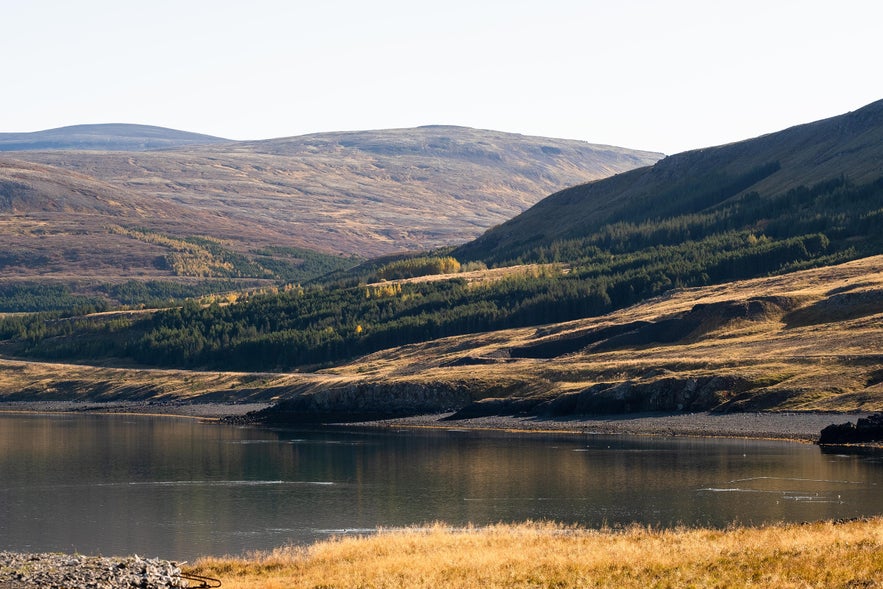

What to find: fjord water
left=1, top=414, right=881, bottom=560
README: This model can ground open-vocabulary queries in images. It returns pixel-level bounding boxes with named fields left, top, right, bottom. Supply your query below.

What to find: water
left=1, top=413, right=881, bottom=560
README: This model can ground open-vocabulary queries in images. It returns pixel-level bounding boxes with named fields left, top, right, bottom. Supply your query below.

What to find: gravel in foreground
left=0, top=552, right=189, bottom=588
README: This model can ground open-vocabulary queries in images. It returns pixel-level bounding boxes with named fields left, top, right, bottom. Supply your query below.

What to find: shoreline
left=0, top=400, right=864, bottom=442
left=346, top=410, right=861, bottom=442
left=0, top=400, right=272, bottom=419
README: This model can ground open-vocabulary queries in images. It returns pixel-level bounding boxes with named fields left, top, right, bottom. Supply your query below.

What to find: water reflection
left=0, top=414, right=881, bottom=560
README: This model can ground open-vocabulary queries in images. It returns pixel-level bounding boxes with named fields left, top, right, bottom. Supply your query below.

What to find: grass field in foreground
left=188, top=518, right=883, bottom=588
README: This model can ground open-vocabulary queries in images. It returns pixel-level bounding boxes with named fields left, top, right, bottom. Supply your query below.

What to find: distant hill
left=456, top=99, right=883, bottom=264
left=0, top=157, right=354, bottom=309
left=10, top=126, right=663, bottom=257
left=0, top=126, right=660, bottom=308
left=0, top=124, right=230, bottom=152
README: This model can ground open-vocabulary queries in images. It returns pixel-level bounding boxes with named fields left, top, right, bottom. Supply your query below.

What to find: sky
left=3, top=0, right=882, bottom=155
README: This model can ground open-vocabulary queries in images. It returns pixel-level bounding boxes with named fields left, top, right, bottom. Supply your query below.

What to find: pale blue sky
left=3, top=0, right=881, bottom=154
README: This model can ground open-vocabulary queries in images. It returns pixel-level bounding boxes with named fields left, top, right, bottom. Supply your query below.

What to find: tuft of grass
left=188, top=518, right=883, bottom=589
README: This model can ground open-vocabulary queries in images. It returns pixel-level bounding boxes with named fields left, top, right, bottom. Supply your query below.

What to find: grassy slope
left=188, top=519, right=883, bottom=589
left=2, top=255, right=880, bottom=413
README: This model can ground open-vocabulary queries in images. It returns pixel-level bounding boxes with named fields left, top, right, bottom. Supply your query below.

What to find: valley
left=1, top=102, right=883, bottom=420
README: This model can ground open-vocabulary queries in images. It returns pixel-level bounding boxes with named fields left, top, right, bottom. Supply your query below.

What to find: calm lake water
left=1, top=413, right=881, bottom=560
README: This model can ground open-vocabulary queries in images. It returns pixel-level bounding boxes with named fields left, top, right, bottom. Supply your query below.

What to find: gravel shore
left=0, top=400, right=271, bottom=418
left=0, top=552, right=192, bottom=589
left=0, top=400, right=860, bottom=441
left=352, top=411, right=864, bottom=442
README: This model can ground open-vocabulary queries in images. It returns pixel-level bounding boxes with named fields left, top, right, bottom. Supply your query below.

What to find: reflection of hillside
left=5, top=415, right=880, bottom=560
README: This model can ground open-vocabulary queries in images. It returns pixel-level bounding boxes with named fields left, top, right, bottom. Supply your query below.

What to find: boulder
left=818, top=413, right=883, bottom=445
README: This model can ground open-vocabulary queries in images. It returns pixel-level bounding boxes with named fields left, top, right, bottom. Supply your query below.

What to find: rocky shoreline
left=346, top=410, right=864, bottom=442
left=0, top=400, right=867, bottom=442
left=0, top=400, right=272, bottom=419
left=0, top=552, right=192, bottom=589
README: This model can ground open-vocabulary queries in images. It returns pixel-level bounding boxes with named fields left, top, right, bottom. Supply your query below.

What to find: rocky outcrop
left=247, top=370, right=801, bottom=425
left=818, top=413, right=883, bottom=445
left=546, top=375, right=748, bottom=414
left=444, top=375, right=751, bottom=420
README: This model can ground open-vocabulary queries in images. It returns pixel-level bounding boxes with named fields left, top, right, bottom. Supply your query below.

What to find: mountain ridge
left=7, top=126, right=663, bottom=258
left=456, top=98, right=883, bottom=263
left=0, top=123, right=231, bottom=152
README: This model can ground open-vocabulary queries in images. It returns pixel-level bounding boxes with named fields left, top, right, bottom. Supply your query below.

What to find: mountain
left=10, top=125, right=662, bottom=256
left=456, top=99, right=883, bottom=264
left=0, top=124, right=230, bottom=152
left=10, top=98, right=880, bottom=365
left=0, top=158, right=320, bottom=295
left=0, top=125, right=659, bottom=308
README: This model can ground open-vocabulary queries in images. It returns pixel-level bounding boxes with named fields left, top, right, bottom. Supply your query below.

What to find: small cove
left=1, top=413, right=881, bottom=560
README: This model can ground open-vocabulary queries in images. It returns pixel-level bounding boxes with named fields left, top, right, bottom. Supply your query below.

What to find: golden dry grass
left=188, top=518, right=883, bottom=589
left=0, top=357, right=310, bottom=403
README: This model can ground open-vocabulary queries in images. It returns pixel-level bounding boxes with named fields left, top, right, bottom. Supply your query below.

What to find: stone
left=0, top=551, right=192, bottom=588
left=818, top=413, right=883, bottom=445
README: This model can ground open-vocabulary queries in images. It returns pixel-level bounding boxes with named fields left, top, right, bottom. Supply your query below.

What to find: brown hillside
left=0, top=159, right=297, bottom=282
left=12, top=126, right=662, bottom=257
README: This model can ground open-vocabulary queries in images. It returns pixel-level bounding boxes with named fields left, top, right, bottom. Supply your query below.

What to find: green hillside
left=455, top=98, right=883, bottom=264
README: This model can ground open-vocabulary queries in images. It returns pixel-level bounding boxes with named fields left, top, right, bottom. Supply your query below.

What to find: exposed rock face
left=818, top=413, right=883, bottom=445
left=548, top=375, right=747, bottom=414
left=248, top=373, right=766, bottom=424
left=444, top=375, right=750, bottom=420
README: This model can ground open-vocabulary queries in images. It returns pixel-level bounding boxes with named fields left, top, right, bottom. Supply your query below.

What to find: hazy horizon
left=3, top=0, right=881, bottom=155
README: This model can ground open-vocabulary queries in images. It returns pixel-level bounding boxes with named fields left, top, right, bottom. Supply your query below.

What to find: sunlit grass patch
left=188, top=518, right=883, bottom=588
